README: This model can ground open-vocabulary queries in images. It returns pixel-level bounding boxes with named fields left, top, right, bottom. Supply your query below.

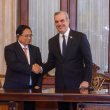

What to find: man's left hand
left=34, top=86, right=40, bottom=89
left=79, top=81, right=89, bottom=88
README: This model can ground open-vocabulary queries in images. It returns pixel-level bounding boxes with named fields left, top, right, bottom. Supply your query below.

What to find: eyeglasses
left=21, top=34, right=33, bottom=38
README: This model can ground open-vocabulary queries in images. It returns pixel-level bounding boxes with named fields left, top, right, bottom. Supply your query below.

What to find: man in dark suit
left=42, top=11, right=92, bottom=110
left=3, top=25, right=42, bottom=110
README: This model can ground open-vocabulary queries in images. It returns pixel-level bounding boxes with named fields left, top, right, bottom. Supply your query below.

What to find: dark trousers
left=24, top=101, right=35, bottom=110
left=58, top=102, right=77, bottom=110
left=24, top=86, right=35, bottom=110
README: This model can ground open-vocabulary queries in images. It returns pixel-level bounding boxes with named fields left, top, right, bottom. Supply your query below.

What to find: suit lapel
left=63, top=29, right=73, bottom=60
left=55, top=34, right=63, bottom=61
left=15, top=42, right=28, bottom=64
left=28, top=45, right=33, bottom=65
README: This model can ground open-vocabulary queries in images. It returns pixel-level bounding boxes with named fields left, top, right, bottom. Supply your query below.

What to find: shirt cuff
left=40, top=66, right=43, bottom=74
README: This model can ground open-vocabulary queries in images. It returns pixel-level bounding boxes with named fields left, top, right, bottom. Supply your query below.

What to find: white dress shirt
left=59, top=28, right=70, bottom=54
left=18, top=41, right=32, bottom=85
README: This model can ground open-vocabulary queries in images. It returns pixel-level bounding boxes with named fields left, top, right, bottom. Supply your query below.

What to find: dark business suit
left=42, top=29, right=92, bottom=110
left=3, top=41, right=43, bottom=110
left=3, top=41, right=43, bottom=89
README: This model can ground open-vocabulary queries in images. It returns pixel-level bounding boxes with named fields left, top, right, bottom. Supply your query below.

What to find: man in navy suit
left=42, top=11, right=92, bottom=110
left=3, top=25, right=42, bottom=110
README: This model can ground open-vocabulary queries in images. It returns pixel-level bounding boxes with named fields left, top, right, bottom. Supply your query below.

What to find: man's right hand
left=32, top=63, right=42, bottom=74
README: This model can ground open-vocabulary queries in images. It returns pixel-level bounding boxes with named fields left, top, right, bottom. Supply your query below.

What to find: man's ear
left=17, top=34, right=19, bottom=38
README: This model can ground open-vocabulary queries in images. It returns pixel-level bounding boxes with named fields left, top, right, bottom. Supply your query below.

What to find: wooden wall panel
left=60, top=0, right=68, bottom=12
left=60, top=0, right=77, bottom=30
left=69, top=0, right=77, bottom=30
left=18, top=0, right=29, bottom=26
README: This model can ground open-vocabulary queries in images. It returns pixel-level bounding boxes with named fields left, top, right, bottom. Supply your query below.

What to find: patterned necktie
left=62, top=35, right=66, bottom=57
left=23, top=48, right=28, bottom=61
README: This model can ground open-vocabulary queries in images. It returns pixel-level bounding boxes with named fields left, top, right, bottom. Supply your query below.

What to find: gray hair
left=54, top=11, right=69, bottom=20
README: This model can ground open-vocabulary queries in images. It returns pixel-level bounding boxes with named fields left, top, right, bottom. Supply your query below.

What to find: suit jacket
left=3, top=41, right=43, bottom=89
left=42, top=29, right=92, bottom=89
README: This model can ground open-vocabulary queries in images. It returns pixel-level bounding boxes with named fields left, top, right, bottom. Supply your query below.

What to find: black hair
left=16, top=25, right=32, bottom=37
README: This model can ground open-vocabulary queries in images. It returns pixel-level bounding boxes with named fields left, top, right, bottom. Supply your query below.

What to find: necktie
left=23, top=48, right=28, bottom=61
left=62, top=35, right=66, bottom=57
left=23, top=48, right=32, bottom=86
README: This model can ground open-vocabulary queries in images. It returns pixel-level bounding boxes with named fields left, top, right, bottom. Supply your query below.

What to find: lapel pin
left=70, top=36, right=73, bottom=39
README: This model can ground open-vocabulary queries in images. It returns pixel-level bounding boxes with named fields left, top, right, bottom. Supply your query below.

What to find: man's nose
left=27, top=36, right=32, bottom=39
left=58, top=21, right=62, bottom=25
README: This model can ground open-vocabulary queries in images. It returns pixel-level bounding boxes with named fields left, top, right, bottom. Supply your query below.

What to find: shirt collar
left=18, top=41, right=29, bottom=50
left=59, top=27, right=70, bottom=38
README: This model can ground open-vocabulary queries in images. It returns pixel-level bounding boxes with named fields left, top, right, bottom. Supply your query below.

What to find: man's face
left=55, top=13, right=69, bottom=34
left=18, top=28, right=32, bottom=46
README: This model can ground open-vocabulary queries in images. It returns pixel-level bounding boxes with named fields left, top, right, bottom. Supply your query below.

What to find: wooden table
left=0, top=88, right=110, bottom=110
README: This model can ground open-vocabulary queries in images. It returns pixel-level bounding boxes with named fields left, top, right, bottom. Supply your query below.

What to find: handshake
left=32, top=63, right=42, bottom=74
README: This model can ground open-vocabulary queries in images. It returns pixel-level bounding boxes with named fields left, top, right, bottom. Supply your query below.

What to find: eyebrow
left=55, top=19, right=65, bottom=23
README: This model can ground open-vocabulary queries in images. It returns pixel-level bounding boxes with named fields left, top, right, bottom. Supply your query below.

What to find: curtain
left=77, top=0, right=109, bottom=73
left=29, top=0, right=60, bottom=63
left=0, top=0, right=17, bottom=86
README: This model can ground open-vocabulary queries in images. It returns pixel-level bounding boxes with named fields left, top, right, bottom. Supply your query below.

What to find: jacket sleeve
left=80, top=34, right=92, bottom=83
left=35, top=47, right=43, bottom=87
left=42, top=39, right=56, bottom=74
left=4, top=46, right=32, bottom=74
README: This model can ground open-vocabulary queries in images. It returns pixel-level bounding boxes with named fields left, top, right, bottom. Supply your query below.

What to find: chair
left=89, top=63, right=110, bottom=90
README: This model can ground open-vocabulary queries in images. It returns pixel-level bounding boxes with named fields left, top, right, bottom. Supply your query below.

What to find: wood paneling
left=60, top=0, right=77, bottom=30
left=77, top=103, right=110, bottom=110
left=18, top=0, right=29, bottom=26
left=60, top=0, right=68, bottom=12
left=35, top=101, right=58, bottom=110
left=0, top=102, right=23, bottom=110
left=42, top=73, right=55, bottom=88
